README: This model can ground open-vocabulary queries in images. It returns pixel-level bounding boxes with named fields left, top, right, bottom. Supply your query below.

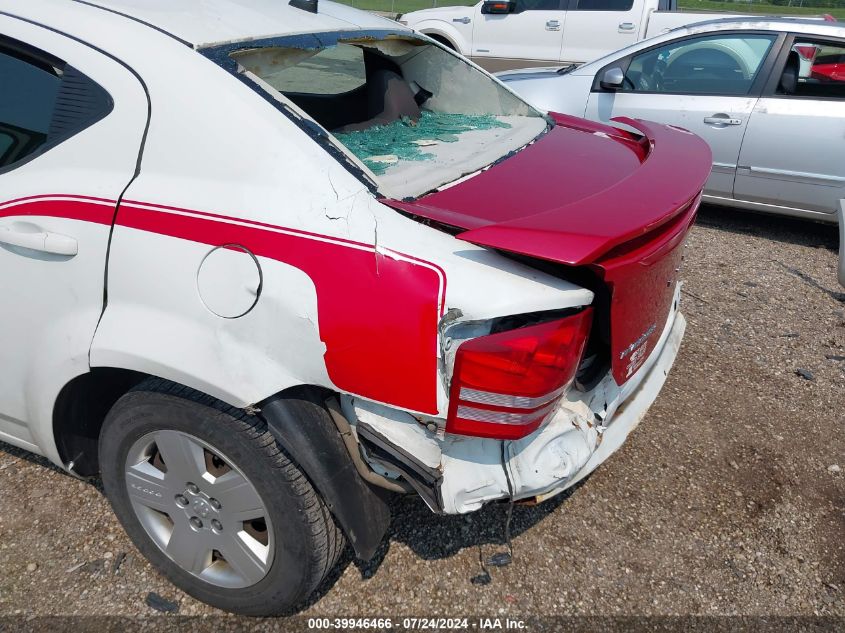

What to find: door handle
left=0, top=225, right=78, bottom=256
left=704, top=114, right=742, bottom=126
left=452, top=16, right=470, bottom=23
left=546, top=19, right=560, bottom=30
left=618, top=22, right=636, bottom=32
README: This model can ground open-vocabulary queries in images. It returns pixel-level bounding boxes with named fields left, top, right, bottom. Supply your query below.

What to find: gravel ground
left=0, top=205, right=843, bottom=628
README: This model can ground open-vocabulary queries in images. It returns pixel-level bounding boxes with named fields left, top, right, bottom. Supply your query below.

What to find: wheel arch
left=416, top=24, right=466, bottom=54
left=53, top=367, right=149, bottom=476
left=53, top=372, right=391, bottom=560
left=424, top=30, right=458, bottom=51
left=257, top=385, right=392, bottom=561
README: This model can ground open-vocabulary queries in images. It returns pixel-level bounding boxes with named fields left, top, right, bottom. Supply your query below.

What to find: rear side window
left=783, top=39, right=845, bottom=99
left=0, top=39, right=112, bottom=172
left=0, top=49, right=61, bottom=168
left=623, top=34, right=776, bottom=95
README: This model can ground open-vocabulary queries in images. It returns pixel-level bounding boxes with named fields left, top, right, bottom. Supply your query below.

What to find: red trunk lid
left=387, top=113, right=711, bottom=384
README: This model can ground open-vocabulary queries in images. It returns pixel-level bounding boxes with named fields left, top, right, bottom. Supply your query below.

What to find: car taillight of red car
left=446, top=308, right=593, bottom=440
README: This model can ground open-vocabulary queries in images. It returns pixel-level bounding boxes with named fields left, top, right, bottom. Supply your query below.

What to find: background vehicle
left=500, top=18, right=845, bottom=222
left=397, top=0, right=829, bottom=71
left=0, top=0, right=708, bottom=615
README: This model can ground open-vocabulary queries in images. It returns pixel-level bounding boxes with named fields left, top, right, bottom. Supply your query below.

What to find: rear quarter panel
left=87, top=33, right=593, bottom=417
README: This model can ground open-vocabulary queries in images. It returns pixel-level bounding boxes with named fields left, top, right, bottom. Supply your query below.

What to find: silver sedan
left=499, top=18, right=845, bottom=223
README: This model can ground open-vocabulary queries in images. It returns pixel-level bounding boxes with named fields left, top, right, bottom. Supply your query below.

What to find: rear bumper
left=510, top=305, right=686, bottom=505
left=434, top=284, right=685, bottom=513
left=347, top=286, right=685, bottom=515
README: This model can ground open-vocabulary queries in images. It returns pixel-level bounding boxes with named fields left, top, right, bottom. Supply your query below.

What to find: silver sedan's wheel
left=125, top=430, right=273, bottom=588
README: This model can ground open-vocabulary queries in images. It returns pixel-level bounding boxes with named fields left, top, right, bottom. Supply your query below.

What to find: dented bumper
left=507, top=302, right=686, bottom=506
left=348, top=285, right=686, bottom=515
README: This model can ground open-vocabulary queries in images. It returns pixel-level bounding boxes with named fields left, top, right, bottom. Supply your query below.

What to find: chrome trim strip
left=458, top=385, right=567, bottom=409
left=702, top=194, right=837, bottom=223
left=456, top=403, right=555, bottom=425
left=738, top=165, right=845, bottom=186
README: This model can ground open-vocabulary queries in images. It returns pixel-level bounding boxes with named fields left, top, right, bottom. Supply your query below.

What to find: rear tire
left=99, top=378, right=344, bottom=616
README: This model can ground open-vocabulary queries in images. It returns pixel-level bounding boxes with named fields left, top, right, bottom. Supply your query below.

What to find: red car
left=812, top=54, right=845, bottom=81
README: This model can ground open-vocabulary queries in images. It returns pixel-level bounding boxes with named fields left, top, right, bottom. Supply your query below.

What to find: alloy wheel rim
left=124, top=430, right=274, bottom=588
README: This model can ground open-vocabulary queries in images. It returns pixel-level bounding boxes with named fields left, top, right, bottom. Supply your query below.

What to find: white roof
left=55, top=0, right=404, bottom=48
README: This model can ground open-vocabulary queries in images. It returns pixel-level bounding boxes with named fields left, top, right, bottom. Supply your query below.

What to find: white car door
left=471, top=0, right=567, bottom=70
left=559, top=0, right=645, bottom=65
left=584, top=32, right=781, bottom=198
left=0, top=17, right=147, bottom=453
left=734, top=36, right=845, bottom=216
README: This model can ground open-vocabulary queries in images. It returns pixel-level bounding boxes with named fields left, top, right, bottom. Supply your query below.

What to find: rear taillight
left=446, top=308, right=593, bottom=440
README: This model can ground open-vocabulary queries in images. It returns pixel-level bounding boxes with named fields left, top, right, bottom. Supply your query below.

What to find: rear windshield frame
left=200, top=29, right=538, bottom=197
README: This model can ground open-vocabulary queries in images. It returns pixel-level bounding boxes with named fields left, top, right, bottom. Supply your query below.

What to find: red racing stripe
left=117, top=201, right=444, bottom=414
left=1, top=194, right=445, bottom=414
left=0, top=195, right=116, bottom=225
left=2, top=194, right=445, bottom=413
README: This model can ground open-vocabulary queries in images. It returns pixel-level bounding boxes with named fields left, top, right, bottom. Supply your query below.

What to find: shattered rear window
left=229, top=32, right=549, bottom=198
left=334, top=112, right=513, bottom=175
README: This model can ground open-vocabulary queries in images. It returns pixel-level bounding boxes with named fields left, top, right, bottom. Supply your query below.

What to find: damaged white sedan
left=0, top=0, right=710, bottom=615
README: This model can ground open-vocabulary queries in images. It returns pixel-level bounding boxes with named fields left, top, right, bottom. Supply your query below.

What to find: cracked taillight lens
left=446, top=308, right=593, bottom=440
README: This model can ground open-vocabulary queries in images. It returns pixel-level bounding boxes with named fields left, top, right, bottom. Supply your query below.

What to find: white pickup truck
left=399, top=0, right=819, bottom=71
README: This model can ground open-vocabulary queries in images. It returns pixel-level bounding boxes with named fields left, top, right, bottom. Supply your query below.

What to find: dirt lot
left=0, top=205, right=843, bottom=627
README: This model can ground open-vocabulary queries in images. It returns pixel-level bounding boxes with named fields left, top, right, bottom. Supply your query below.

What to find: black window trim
left=761, top=33, right=845, bottom=101
left=566, top=0, right=636, bottom=12
left=511, top=0, right=568, bottom=13
left=0, top=34, right=114, bottom=176
left=0, top=131, right=18, bottom=165
left=591, top=30, right=787, bottom=98
left=499, top=0, right=640, bottom=12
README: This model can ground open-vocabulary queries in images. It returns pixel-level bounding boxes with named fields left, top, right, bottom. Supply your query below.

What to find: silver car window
left=623, top=34, right=777, bottom=96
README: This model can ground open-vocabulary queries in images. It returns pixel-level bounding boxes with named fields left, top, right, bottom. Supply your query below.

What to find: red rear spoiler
left=455, top=115, right=711, bottom=266
left=387, top=113, right=711, bottom=385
